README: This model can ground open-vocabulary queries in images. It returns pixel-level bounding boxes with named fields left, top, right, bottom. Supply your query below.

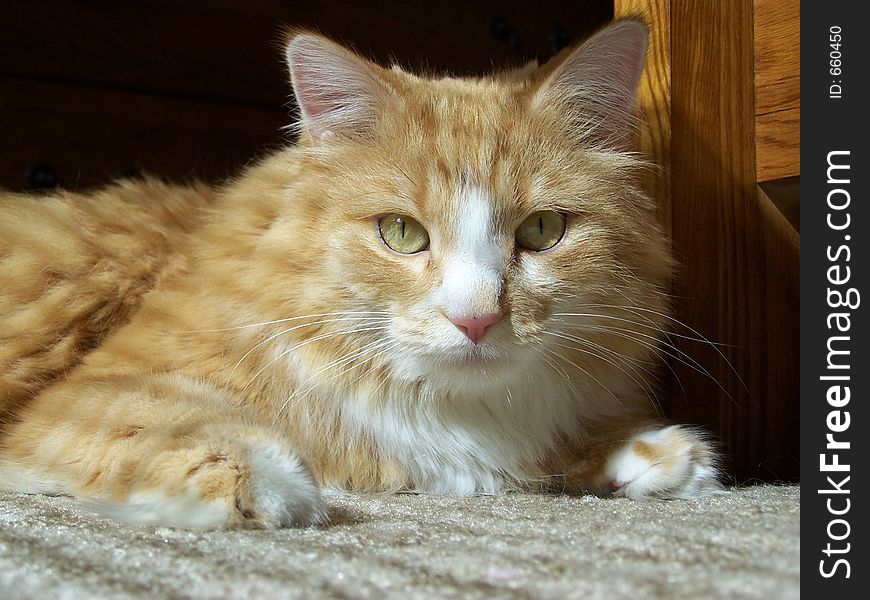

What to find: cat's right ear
left=531, top=19, right=649, bottom=150
left=285, top=33, right=399, bottom=146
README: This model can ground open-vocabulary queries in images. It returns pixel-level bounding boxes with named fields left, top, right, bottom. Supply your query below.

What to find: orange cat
left=0, top=19, right=721, bottom=528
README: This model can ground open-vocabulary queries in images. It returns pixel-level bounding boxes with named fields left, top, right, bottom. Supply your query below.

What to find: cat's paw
left=231, top=441, right=326, bottom=527
left=603, top=426, right=723, bottom=500
left=103, top=440, right=326, bottom=529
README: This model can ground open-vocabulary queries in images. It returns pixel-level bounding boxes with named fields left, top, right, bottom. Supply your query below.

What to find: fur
left=0, top=19, right=722, bottom=528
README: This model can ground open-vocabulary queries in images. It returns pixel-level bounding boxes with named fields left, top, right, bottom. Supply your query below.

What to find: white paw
left=604, top=426, right=723, bottom=500
left=93, top=442, right=325, bottom=529
left=244, top=443, right=326, bottom=527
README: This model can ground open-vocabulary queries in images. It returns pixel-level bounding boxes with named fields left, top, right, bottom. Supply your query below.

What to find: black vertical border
left=801, top=1, right=868, bottom=595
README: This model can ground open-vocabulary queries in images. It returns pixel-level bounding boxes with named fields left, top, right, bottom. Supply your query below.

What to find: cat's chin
left=392, top=345, right=527, bottom=392
left=432, top=344, right=506, bottom=369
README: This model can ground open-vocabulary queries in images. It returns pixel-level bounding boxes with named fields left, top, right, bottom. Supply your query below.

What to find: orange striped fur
left=0, top=20, right=721, bottom=528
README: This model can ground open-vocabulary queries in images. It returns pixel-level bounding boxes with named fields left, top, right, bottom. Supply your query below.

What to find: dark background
left=0, top=0, right=610, bottom=191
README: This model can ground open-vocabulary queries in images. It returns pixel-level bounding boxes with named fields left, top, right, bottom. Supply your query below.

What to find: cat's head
left=275, top=20, right=672, bottom=396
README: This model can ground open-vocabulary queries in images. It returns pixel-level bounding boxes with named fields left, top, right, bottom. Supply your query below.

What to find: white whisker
left=279, top=339, right=400, bottom=414
left=539, top=346, right=623, bottom=409
left=558, top=303, right=747, bottom=392
left=239, top=324, right=390, bottom=393
left=226, top=316, right=390, bottom=384
left=543, top=332, right=661, bottom=416
left=174, top=311, right=391, bottom=334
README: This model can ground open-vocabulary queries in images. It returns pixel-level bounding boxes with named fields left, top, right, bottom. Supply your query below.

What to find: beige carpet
left=0, top=485, right=799, bottom=599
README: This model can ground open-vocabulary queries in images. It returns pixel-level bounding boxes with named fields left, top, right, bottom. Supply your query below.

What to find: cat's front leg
left=557, top=421, right=724, bottom=500
left=0, top=373, right=325, bottom=528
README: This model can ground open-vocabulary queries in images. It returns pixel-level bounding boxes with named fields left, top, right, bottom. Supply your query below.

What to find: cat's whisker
left=535, top=347, right=616, bottom=422
left=570, top=322, right=688, bottom=396
left=367, top=360, right=398, bottom=400
left=538, top=346, right=624, bottom=410
left=544, top=331, right=655, bottom=385
left=226, top=316, right=391, bottom=384
left=543, top=334, right=662, bottom=417
left=279, top=338, right=400, bottom=415
left=559, top=303, right=736, bottom=348
left=174, top=311, right=391, bottom=334
left=395, top=165, right=417, bottom=189
left=561, top=322, right=719, bottom=388
left=558, top=303, right=748, bottom=393
left=560, top=322, right=736, bottom=407
left=555, top=333, right=665, bottom=396
left=553, top=311, right=673, bottom=339
left=556, top=319, right=710, bottom=376
left=343, top=341, right=402, bottom=392
left=326, top=342, right=400, bottom=397
left=239, top=324, right=391, bottom=393
left=551, top=306, right=744, bottom=401
left=255, top=326, right=387, bottom=392
left=544, top=333, right=660, bottom=407
left=535, top=349, right=572, bottom=384
left=529, top=346, right=588, bottom=415
left=296, top=338, right=391, bottom=394
left=551, top=328, right=663, bottom=369
left=575, top=324, right=717, bottom=381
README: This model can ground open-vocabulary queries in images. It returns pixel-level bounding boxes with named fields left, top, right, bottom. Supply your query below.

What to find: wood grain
left=614, top=0, right=671, bottom=235
left=667, top=0, right=799, bottom=480
left=753, top=0, right=799, bottom=183
left=756, top=106, right=800, bottom=182
left=754, top=0, right=800, bottom=116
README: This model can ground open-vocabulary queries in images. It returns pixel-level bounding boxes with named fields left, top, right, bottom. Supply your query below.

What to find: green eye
left=516, top=211, right=566, bottom=251
left=378, top=214, right=430, bottom=254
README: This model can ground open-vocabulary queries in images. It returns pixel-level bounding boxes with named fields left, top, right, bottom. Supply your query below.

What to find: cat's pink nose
left=449, top=312, right=502, bottom=344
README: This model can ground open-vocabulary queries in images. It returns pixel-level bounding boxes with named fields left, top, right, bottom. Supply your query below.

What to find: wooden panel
left=754, top=183, right=800, bottom=475
left=759, top=176, right=799, bottom=232
left=0, top=77, right=286, bottom=191
left=614, top=0, right=671, bottom=235
left=756, top=106, right=800, bottom=182
left=0, top=0, right=611, bottom=110
left=754, top=0, right=800, bottom=116
left=754, top=0, right=799, bottom=183
left=668, top=0, right=799, bottom=480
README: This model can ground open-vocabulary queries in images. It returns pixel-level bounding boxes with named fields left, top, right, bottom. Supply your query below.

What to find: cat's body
left=0, top=20, right=720, bottom=528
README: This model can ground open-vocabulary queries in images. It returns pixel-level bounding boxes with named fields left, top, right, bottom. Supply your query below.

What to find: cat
left=0, top=19, right=721, bottom=528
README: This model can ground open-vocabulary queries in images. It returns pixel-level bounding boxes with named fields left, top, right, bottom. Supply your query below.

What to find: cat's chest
left=267, top=342, right=583, bottom=494
left=329, top=380, right=579, bottom=495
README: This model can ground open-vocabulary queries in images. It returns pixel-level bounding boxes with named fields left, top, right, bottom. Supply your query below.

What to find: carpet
left=0, top=485, right=799, bottom=599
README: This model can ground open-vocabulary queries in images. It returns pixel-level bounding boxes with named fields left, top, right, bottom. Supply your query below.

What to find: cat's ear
left=285, top=33, right=398, bottom=145
left=532, top=19, right=648, bottom=150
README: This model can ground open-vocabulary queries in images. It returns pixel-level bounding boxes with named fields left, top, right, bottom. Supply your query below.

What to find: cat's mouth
left=451, top=351, right=498, bottom=367
left=390, top=320, right=528, bottom=383
left=435, top=344, right=507, bottom=370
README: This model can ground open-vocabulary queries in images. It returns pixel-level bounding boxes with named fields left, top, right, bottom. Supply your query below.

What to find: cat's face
left=281, top=21, right=672, bottom=394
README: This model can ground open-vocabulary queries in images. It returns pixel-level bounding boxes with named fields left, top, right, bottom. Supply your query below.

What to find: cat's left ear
left=532, top=19, right=648, bottom=150
left=285, top=33, right=399, bottom=145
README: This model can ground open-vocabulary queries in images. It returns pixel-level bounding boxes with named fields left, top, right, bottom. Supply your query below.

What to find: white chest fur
left=337, top=375, right=585, bottom=494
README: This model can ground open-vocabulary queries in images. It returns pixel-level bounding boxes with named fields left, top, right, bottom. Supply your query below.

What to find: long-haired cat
left=0, top=19, right=721, bottom=528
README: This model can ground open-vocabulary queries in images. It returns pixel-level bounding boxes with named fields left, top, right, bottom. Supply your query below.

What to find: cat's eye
left=515, top=211, right=567, bottom=251
left=378, top=214, right=430, bottom=254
